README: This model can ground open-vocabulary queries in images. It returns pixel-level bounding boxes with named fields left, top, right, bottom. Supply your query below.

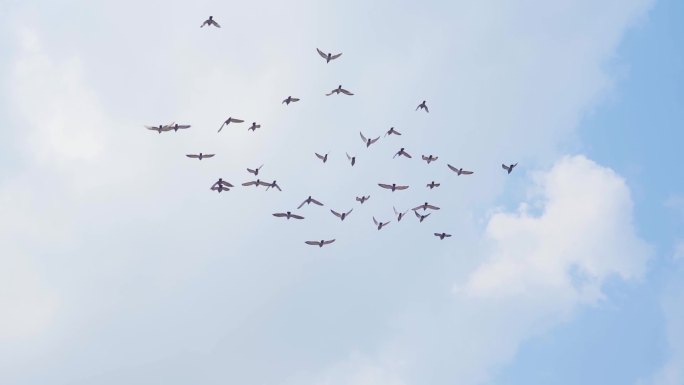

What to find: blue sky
left=1, top=1, right=682, bottom=384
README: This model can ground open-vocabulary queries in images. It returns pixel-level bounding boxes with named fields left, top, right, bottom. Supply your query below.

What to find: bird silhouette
left=394, top=148, right=412, bottom=159
left=186, top=153, right=215, bottom=160
left=346, top=153, right=357, bottom=166
left=305, top=239, right=336, bottom=247
left=356, top=195, right=370, bottom=204
left=415, top=210, right=431, bottom=222
left=416, top=100, right=429, bottom=112
left=273, top=211, right=304, bottom=220
left=326, top=85, right=354, bottom=96
left=331, top=209, right=353, bottom=221
left=434, top=232, right=452, bottom=240
left=316, top=48, right=342, bottom=63
left=385, top=127, right=402, bottom=136
left=422, top=155, right=438, bottom=164
left=360, top=132, right=380, bottom=148
left=282, top=96, right=300, bottom=105
left=373, top=216, right=391, bottom=230
left=447, top=164, right=474, bottom=175
left=378, top=183, right=409, bottom=192
left=210, top=178, right=233, bottom=193
left=247, top=164, right=264, bottom=176
left=200, top=16, right=221, bottom=28
left=298, top=196, right=324, bottom=209
left=218, top=117, right=244, bottom=132
left=412, top=202, right=440, bottom=211
left=427, top=181, right=441, bottom=189
left=394, top=206, right=409, bottom=221
left=315, top=152, right=329, bottom=163
left=248, top=122, right=261, bottom=132
left=502, top=163, right=518, bottom=174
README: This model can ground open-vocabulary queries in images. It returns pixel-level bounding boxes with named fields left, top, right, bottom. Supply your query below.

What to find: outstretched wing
left=176, top=125, right=191, bottom=129
left=291, top=214, right=305, bottom=220
left=346, top=152, right=352, bottom=160
left=444, top=234, right=452, bottom=237
left=230, top=118, right=244, bottom=123
left=310, top=198, right=323, bottom=206
left=273, top=213, right=287, bottom=217
left=331, top=210, right=342, bottom=218
left=316, top=48, right=327, bottom=59
left=448, top=164, right=458, bottom=172
left=502, top=164, right=509, bottom=170
left=291, top=98, right=300, bottom=102
left=305, top=241, right=319, bottom=245
left=360, top=132, right=367, bottom=143
left=378, top=183, right=392, bottom=190
left=345, top=209, right=353, bottom=216
left=258, top=180, right=271, bottom=187
left=203, top=154, right=215, bottom=158
left=297, top=200, right=307, bottom=209
left=340, top=88, right=354, bottom=95
left=323, top=239, right=336, bottom=245
left=461, top=170, right=474, bottom=175
left=426, top=204, right=440, bottom=210
left=373, top=217, right=379, bottom=226
left=211, top=20, right=221, bottom=28
left=242, top=181, right=256, bottom=186
left=404, top=152, right=412, bottom=158
left=424, top=105, right=429, bottom=113
left=369, top=137, right=380, bottom=145
left=186, top=154, right=199, bottom=158
left=422, top=155, right=428, bottom=161
left=330, top=53, right=342, bottom=60
left=396, top=185, right=409, bottom=190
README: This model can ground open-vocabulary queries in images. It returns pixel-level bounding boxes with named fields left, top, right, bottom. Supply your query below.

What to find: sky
left=0, top=0, right=682, bottom=384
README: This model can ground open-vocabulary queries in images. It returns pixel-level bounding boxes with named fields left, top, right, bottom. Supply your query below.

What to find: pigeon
left=447, top=164, right=474, bottom=175
left=316, top=48, right=342, bottom=63
left=305, top=239, right=336, bottom=247
left=248, top=122, right=261, bottom=132
left=242, top=179, right=270, bottom=187
left=422, top=155, right=438, bottom=164
left=385, top=127, right=402, bottom=136
left=416, top=100, right=429, bottom=113
left=282, top=96, right=300, bottom=105
left=360, top=132, right=380, bottom=148
left=247, top=164, right=264, bottom=176
left=273, top=211, right=304, bottom=220
left=145, top=124, right=173, bottom=133
left=265, top=180, right=282, bottom=191
left=218, top=117, right=244, bottom=132
left=346, top=152, right=356, bottom=166
left=168, top=123, right=191, bottom=132
left=298, top=196, right=324, bottom=209
left=394, top=206, right=409, bottom=222
left=394, top=148, right=412, bottom=159
left=412, top=202, right=440, bottom=211
left=502, top=163, right=518, bottom=174
left=326, top=85, right=354, bottom=96
left=415, top=210, right=431, bottom=222
left=356, top=195, right=370, bottom=204
left=373, top=216, right=391, bottom=230
left=186, top=153, right=215, bottom=160
left=434, top=232, right=452, bottom=240
left=331, top=209, right=353, bottom=221
left=378, top=183, right=409, bottom=192
left=200, top=16, right=221, bottom=28
left=315, top=152, right=329, bottom=163
left=210, top=178, right=234, bottom=193
left=427, top=181, right=441, bottom=189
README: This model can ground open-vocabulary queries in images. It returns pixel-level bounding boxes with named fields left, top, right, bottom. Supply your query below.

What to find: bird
left=412, top=202, right=440, bottom=211
left=378, top=183, right=409, bottom=192
left=186, top=153, right=215, bottom=160
left=305, top=239, right=336, bottom=247
left=360, top=132, right=380, bottom=148
left=145, top=124, right=173, bottom=133
left=242, top=179, right=270, bottom=187
left=385, top=127, right=402, bottom=136
left=282, top=96, right=300, bottom=105
left=210, top=178, right=233, bottom=193
left=218, top=117, right=244, bottom=132
left=373, top=216, right=391, bottom=230
left=426, top=181, right=441, bottom=189
left=416, top=100, right=429, bottom=113
left=168, top=123, right=191, bottom=132
left=394, top=206, right=409, bottom=221
left=248, top=122, right=261, bottom=131
left=247, top=164, right=264, bottom=176
left=346, top=152, right=356, bottom=166
left=200, top=16, right=221, bottom=28
left=414, top=210, right=431, bottom=222
left=265, top=180, right=282, bottom=191
left=422, top=155, right=438, bottom=164
left=316, top=48, right=342, bottom=63
left=447, top=164, right=474, bottom=175
left=434, top=232, right=452, bottom=240
left=298, top=196, right=324, bottom=209
left=326, top=85, right=354, bottom=96
left=394, top=148, right=412, bottom=159
left=273, top=211, right=304, bottom=220
left=315, top=152, right=329, bottom=163
left=502, top=163, right=518, bottom=174
left=331, top=209, right=353, bottom=221
left=356, top=195, right=370, bottom=204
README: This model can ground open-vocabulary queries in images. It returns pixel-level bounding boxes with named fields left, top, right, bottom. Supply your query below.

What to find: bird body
left=248, top=122, right=261, bottom=131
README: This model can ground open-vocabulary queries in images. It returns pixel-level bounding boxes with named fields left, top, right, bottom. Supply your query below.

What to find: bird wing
left=394, top=206, right=399, bottom=215
left=230, top=118, right=244, bottom=123
left=426, top=204, right=440, bottom=210
left=425, top=105, right=429, bottom=113
left=145, top=125, right=158, bottom=130
left=404, top=152, right=412, bottom=158
left=316, top=48, right=327, bottom=59
left=218, top=122, right=226, bottom=132
left=445, top=234, right=452, bottom=237
left=331, top=210, right=342, bottom=218
left=291, top=98, right=300, bottom=102
left=435, top=183, right=441, bottom=187
left=414, top=210, right=421, bottom=218
left=311, top=198, right=323, bottom=206
left=378, top=183, right=392, bottom=189
left=360, top=132, right=367, bottom=143
left=415, top=104, right=420, bottom=111
left=340, top=88, right=354, bottom=95
left=200, top=20, right=208, bottom=27
left=447, top=164, right=458, bottom=172
left=305, top=241, right=318, bottom=245
left=355, top=196, right=361, bottom=202
left=325, top=90, right=335, bottom=96
left=273, top=213, right=287, bottom=217
left=274, top=184, right=282, bottom=191
left=204, top=154, right=215, bottom=158
left=462, top=170, right=474, bottom=175
left=370, top=137, right=379, bottom=144
left=502, top=164, right=509, bottom=170
left=222, top=181, right=234, bottom=187
left=242, top=181, right=256, bottom=186
left=247, top=168, right=256, bottom=174
left=282, top=98, right=287, bottom=104
left=422, top=155, right=428, bottom=161
left=297, top=200, right=307, bottom=209
left=434, top=233, right=442, bottom=237
left=186, top=154, right=199, bottom=158
left=412, top=204, right=424, bottom=211
left=394, top=129, right=402, bottom=135
left=383, top=221, right=390, bottom=226
left=211, top=20, right=221, bottom=27
left=258, top=181, right=271, bottom=187
left=346, top=152, right=352, bottom=160
left=396, top=185, right=409, bottom=190
left=291, top=214, right=305, bottom=220
left=323, top=239, right=335, bottom=245
left=330, top=53, right=342, bottom=60
left=345, top=209, right=353, bottom=216
left=176, top=125, right=190, bottom=129
left=373, top=217, right=379, bottom=226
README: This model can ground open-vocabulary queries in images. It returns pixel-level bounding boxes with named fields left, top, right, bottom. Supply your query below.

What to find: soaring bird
left=427, top=181, right=441, bottom=189
left=315, top=152, right=329, bottom=163
left=168, top=123, right=191, bottom=132
left=282, top=96, right=300, bottom=105
left=378, top=183, right=409, bottom=192
left=200, top=16, right=221, bottom=28
left=298, top=196, right=324, bottom=209
left=186, top=153, right=215, bottom=160
left=248, top=122, right=261, bottom=132
left=360, top=132, right=380, bottom=148
left=305, top=239, right=336, bottom=247
left=273, top=211, right=304, bottom=220
left=414, top=210, right=431, bottom=222
left=394, top=148, right=412, bottom=159
left=210, top=178, right=233, bottom=193
left=447, top=164, right=474, bottom=175
left=422, top=155, right=438, bottom=164
left=331, top=209, right=353, bottom=221
left=385, top=127, right=402, bottom=136
left=416, top=100, right=429, bottom=113
left=346, top=152, right=356, bottom=166
left=356, top=195, right=370, bottom=204
left=373, top=217, right=391, bottom=230
left=502, top=163, right=518, bottom=174
left=316, top=48, right=342, bottom=63
left=394, top=206, right=409, bottom=222
left=265, top=180, right=282, bottom=191
left=247, top=164, right=264, bottom=176
left=145, top=124, right=173, bottom=133
left=218, top=117, right=244, bottom=132
left=434, top=232, right=452, bottom=240
left=242, top=179, right=270, bottom=187
left=326, top=85, right=354, bottom=96
left=412, top=202, right=440, bottom=211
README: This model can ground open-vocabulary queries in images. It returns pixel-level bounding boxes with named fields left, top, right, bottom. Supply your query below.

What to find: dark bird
left=427, top=181, right=441, bottom=189
left=210, top=178, right=233, bottom=193
left=447, top=164, right=474, bottom=175
left=434, top=232, right=452, bottom=240
left=242, top=179, right=270, bottom=187
left=200, top=16, right=221, bottom=28
left=145, top=124, right=173, bottom=133
left=247, top=164, right=264, bottom=176
left=298, top=196, right=324, bottom=209
left=502, top=163, right=518, bottom=174
left=378, top=183, right=409, bottom=192
left=273, top=211, right=304, bottom=220
left=360, top=132, right=380, bottom=148
left=316, top=48, right=342, bottom=63
left=169, top=123, right=191, bottom=132
left=326, top=85, right=354, bottom=96
left=394, top=206, right=409, bottom=221
left=422, top=155, right=438, bottom=164
left=414, top=210, right=431, bottom=222
left=315, top=152, right=329, bottom=163
left=416, top=100, right=429, bottom=113
left=385, top=127, right=402, bottom=136
left=356, top=195, right=370, bottom=204
left=265, top=180, right=282, bottom=191
left=412, top=202, right=440, bottom=211
left=373, top=216, right=391, bottom=230
left=346, top=152, right=356, bottom=166
left=282, top=96, right=300, bottom=105
left=248, top=122, right=261, bottom=132
left=331, top=208, right=353, bottom=221
left=218, top=117, right=244, bottom=132
left=394, top=148, right=412, bottom=159
left=305, top=239, right=336, bottom=247
left=186, top=153, right=215, bottom=160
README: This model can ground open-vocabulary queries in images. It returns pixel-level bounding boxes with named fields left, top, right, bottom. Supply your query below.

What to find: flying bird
left=378, top=183, right=409, bottom=192
left=385, top=127, right=402, bottom=136
left=242, top=179, right=270, bottom=187
left=200, top=16, right=221, bottom=28
left=218, top=117, right=244, bottom=132
left=168, top=123, right=191, bottom=132
left=422, top=155, right=438, bottom=164
left=414, top=210, right=431, bottom=222
left=412, top=202, right=440, bottom=211
left=434, top=232, right=452, bottom=240
left=373, top=216, right=391, bottom=230
left=248, top=122, right=261, bottom=132
left=359, top=132, right=380, bottom=148
left=346, top=152, right=356, bottom=166
left=331, top=208, right=353, bottom=221
left=416, top=100, right=429, bottom=113
left=426, top=181, right=441, bottom=189
left=265, top=180, right=282, bottom=191
left=394, top=206, right=409, bottom=222
left=210, top=178, right=233, bottom=193
left=356, top=195, right=370, bottom=204
left=273, top=211, right=304, bottom=220
left=326, top=85, right=354, bottom=96
left=186, top=153, right=215, bottom=160
left=282, top=96, right=300, bottom=105
left=305, top=239, right=336, bottom=247
left=447, top=164, right=474, bottom=175
left=394, top=148, right=412, bottom=159
left=502, top=163, right=518, bottom=174
left=145, top=124, right=173, bottom=133
left=247, top=164, right=264, bottom=176
left=298, top=196, right=324, bottom=209
left=315, top=152, right=329, bottom=163
left=316, top=48, right=342, bottom=63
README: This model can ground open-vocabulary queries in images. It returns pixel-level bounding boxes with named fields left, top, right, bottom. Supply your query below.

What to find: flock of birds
left=145, top=16, right=519, bottom=248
